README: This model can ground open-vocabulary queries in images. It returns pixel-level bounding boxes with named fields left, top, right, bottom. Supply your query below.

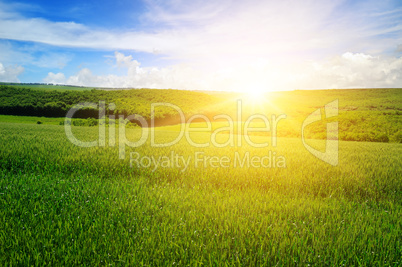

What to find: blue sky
left=0, top=0, right=402, bottom=91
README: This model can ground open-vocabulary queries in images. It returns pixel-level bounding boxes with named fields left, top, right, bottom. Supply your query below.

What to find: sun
left=244, top=84, right=267, bottom=103
left=248, top=88, right=265, bottom=98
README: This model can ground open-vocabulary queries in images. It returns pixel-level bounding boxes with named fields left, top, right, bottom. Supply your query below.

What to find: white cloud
left=42, top=51, right=402, bottom=91
left=43, top=72, right=66, bottom=84
left=290, top=53, right=402, bottom=89
left=0, top=62, right=24, bottom=82
left=43, top=52, right=205, bottom=89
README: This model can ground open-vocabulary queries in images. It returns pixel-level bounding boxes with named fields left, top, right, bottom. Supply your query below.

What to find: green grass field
left=0, top=115, right=64, bottom=125
left=1, top=86, right=401, bottom=142
left=0, top=83, right=95, bottom=91
left=0, top=121, right=400, bottom=265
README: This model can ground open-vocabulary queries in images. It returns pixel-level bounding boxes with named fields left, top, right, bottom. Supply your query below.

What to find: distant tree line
left=0, top=85, right=222, bottom=124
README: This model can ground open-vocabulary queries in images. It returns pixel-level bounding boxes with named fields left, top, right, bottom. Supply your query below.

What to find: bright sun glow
left=244, top=84, right=267, bottom=103
left=248, top=88, right=265, bottom=98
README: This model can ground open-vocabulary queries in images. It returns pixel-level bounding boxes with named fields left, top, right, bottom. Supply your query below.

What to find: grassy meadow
left=0, top=86, right=401, bottom=265
left=0, top=83, right=95, bottom=92
left=0, top=118, right=401, bottom=265
left=1, top=85, right=401, bottom=142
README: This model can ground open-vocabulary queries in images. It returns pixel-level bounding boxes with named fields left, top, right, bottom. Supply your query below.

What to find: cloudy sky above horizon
left=0, top=0, right=402, bottom=91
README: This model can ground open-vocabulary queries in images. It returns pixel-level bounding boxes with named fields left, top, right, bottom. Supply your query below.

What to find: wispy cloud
left=0, top=62, right=24, bottom=82
left=1, top=0, right=402, bottom=89
left=0, top=40, right=72, bottom=69
left=1, top=0, right=401, bottom=56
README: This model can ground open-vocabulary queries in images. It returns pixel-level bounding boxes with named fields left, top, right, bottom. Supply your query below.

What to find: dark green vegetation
left=0, top=85, right=219, bottom=122
left=0, top=123, right=401, bottom=265
left=1, top=85, right=401, bottom=142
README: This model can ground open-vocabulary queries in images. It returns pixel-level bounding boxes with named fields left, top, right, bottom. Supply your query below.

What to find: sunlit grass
left=0, top=122, right=401, bottom=265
